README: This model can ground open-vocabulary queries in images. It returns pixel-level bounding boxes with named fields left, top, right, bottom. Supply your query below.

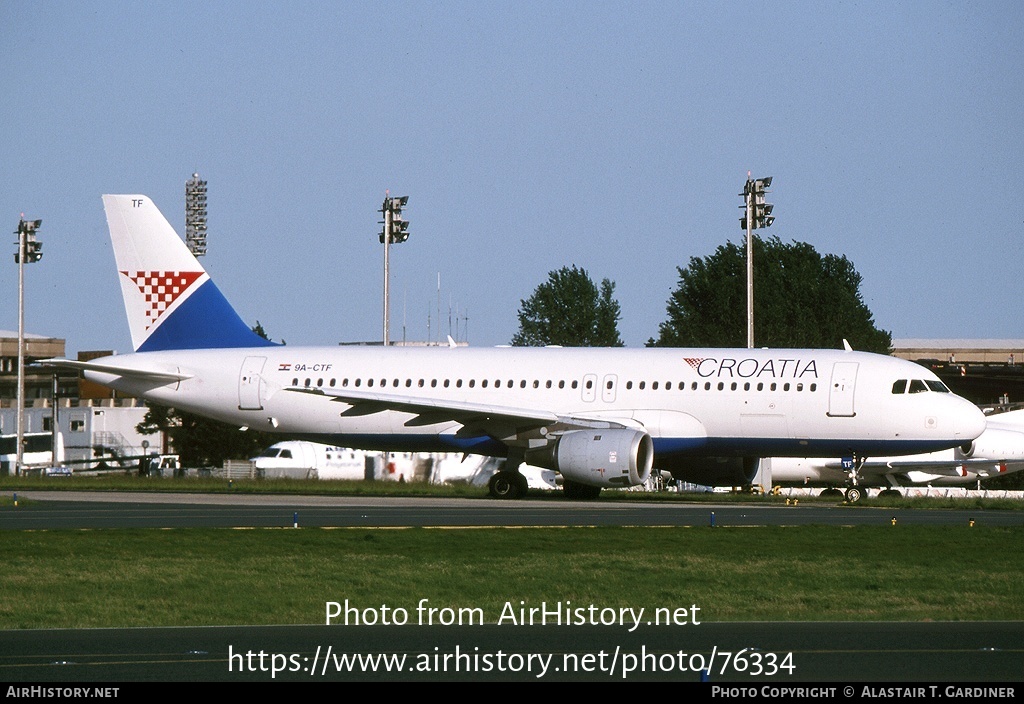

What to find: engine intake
left=525, top=428, right=653, bottom=488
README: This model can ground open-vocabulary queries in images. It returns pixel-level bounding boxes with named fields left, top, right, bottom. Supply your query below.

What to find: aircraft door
left=239, top=356, right=267, bottom=411
left=827, top=362, right=859, bottom=417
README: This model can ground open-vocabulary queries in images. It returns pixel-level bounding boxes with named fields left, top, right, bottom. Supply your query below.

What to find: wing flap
left=286, top=386, right=629, bottom=434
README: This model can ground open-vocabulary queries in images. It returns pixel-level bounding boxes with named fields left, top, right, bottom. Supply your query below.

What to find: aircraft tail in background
left=102, top=194, right=275, bottom=353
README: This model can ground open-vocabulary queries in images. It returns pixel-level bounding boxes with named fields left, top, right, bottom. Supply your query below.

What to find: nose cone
left=955, top=397, right=986, bottom=441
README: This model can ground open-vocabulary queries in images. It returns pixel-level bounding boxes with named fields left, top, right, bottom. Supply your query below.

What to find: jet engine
left=525, top=428, right=653, bottom=488
left=957, top=428, right=1024, bottom=462
left=663, top=456, right=761, bottom=487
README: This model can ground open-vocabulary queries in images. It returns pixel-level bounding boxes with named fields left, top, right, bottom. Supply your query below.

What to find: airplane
left=763, top=409, right=1024, bottom=501
left=43, top=194, right=987, bottom=500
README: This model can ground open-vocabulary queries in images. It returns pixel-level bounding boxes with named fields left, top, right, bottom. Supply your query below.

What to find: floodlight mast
left=739, top=174, right=774, bottom=348
left=13, top=217, right=42, bottom=475
left=379, top=194, right=410, bottom=346
left=185, top=173, right=208, bottom=257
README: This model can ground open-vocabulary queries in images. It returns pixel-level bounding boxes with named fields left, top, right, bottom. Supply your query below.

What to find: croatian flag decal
left=122, top=271, right=203, bottom=330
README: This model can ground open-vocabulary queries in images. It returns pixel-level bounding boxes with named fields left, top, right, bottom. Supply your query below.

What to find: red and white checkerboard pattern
left=683, top=357, right=705, bottom=370
left=122, top=271, right=203, bottom=330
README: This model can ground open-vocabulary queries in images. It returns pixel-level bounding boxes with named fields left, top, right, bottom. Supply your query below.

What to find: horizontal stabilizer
left=38, top=358, right=192, bottom=383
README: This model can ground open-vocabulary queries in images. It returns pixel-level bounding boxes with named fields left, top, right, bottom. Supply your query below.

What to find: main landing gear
left=488, top=469, right=528, bottom=500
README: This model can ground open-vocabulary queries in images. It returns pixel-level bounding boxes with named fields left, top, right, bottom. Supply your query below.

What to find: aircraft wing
left=819, top=457, right=1022, bottom=477
left=286, top=386, right=632, bottom=435
left=36, top=358, right=192, bottom=383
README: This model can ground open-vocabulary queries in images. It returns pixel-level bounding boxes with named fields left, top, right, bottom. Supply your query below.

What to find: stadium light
left=739, top=174, right=775, bottom=348
left=13, top=216, right=43, bottom=475
left=379, top=194, right=410, bottom=345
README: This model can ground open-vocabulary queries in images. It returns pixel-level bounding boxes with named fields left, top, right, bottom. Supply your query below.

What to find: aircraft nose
left=955, top=398, right=986, bottom=441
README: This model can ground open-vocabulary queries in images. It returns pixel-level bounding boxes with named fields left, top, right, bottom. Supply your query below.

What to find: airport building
left=892, top=339, right=1024, bottom=409
left=0, top=331, right=165, bottom=473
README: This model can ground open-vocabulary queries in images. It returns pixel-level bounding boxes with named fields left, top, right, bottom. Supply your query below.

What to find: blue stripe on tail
left=137, top=280, right=278, bottom=352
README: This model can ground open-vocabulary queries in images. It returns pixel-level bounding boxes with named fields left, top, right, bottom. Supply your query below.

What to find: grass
left=0, top=525, right=1020, bottom=630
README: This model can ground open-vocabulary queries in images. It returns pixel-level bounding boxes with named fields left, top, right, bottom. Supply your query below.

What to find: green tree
left=136, top=405, right=277, bottom=468
left=654, top=236, right=891, bottom=353
left=512, top=266, right=624, bottom=347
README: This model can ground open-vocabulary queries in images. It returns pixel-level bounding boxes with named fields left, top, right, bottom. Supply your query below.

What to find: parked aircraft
left=44, top=195, right=986, bottom=499
left=766, top=409, right=1024, bottom=501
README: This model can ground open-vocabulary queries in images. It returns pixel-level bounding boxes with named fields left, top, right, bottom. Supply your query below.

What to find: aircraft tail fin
left=102, top=194, right=276, bottom=352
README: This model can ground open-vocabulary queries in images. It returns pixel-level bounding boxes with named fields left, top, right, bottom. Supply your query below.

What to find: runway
left=1, top=620, right=1020, bottom=683
left=4, top=491, right=1023, bottom=530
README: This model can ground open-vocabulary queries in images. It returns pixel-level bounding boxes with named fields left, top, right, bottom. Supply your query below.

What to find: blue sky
left=2, top=1, right=1021, bottom=354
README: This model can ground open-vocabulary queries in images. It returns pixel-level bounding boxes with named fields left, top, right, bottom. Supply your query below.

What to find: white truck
left=252, top=441, right=372, bottom=480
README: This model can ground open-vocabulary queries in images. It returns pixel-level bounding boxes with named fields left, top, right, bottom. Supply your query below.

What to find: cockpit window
left=892, top=380, right=908, bottom=394
left=926, top=380, right=950, bottom=393
left=909, top=379, right=928, bottom=393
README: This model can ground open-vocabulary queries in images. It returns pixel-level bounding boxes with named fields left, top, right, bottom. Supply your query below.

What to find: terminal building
left=892, top=339, right=1024, bottom=409
left=0, top=331, right=164, bottom=474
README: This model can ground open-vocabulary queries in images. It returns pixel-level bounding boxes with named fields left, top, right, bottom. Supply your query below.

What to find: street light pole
left=14, top=217, right=42, bottom=475
left=379, top=194, right=410, bottom=346
left=739, top=176, right=774, bottom=349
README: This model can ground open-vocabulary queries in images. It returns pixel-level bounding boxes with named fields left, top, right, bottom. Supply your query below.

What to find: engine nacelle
left=525, top=429, right=653, bottom=489
left=663, top=456, right=761, bottom=487
left=957, top=428, right=1024, bottom=461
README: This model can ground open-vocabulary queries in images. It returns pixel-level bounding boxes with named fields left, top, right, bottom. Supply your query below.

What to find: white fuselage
left=85, top=345, right=985, bottom=470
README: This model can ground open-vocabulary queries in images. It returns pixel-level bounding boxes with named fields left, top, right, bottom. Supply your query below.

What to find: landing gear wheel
left=489, top=471, right=527, bottom=500
left=879, top=489, right=902, bottom=499
left=563, top=480, right=602, bottom=500
left=845, top=486, right=865, bottom=503
left=820, top=488, right=844, bottom=499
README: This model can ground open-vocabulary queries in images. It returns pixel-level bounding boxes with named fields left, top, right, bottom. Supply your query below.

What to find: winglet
left=103, top=195, right=276, bottom=352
